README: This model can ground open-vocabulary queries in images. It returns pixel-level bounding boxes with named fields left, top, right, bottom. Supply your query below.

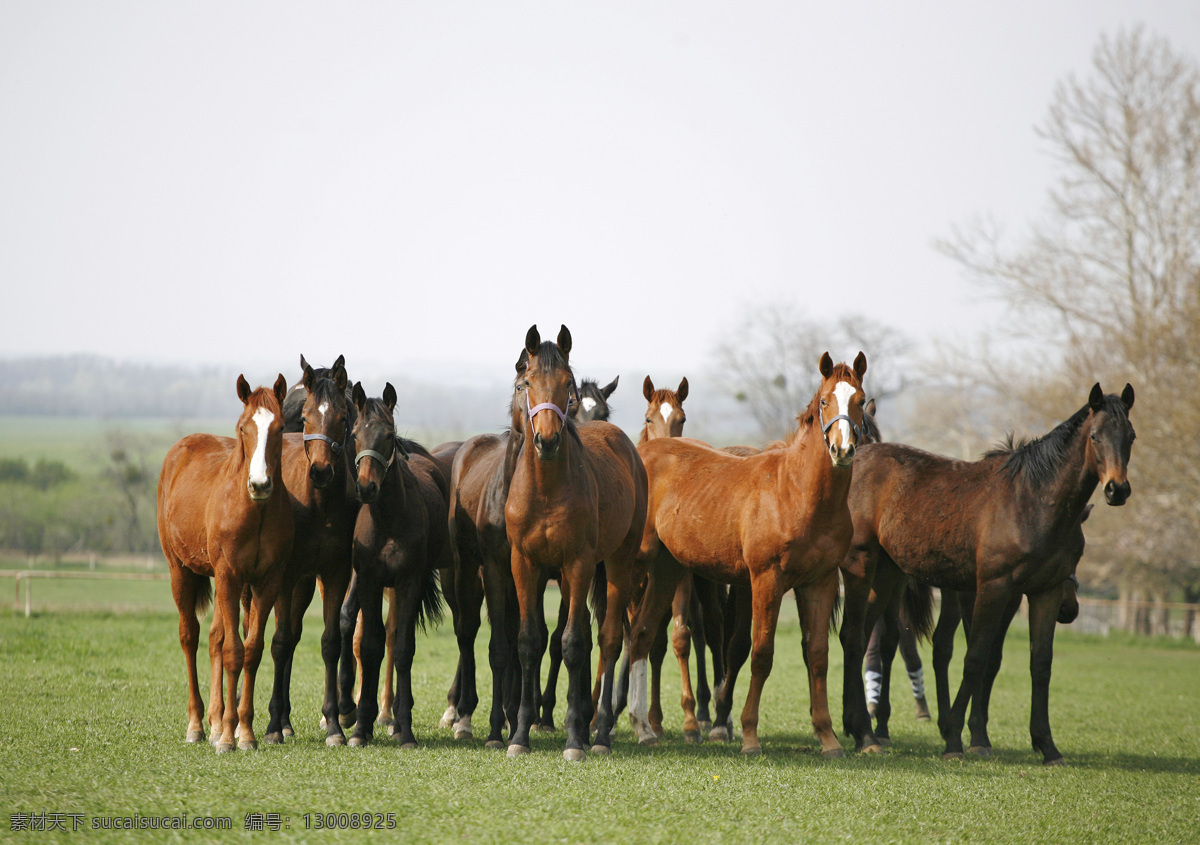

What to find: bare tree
left=709, top=302, right=911, bottom=442
left=938, top=27, right=1200, bottom=609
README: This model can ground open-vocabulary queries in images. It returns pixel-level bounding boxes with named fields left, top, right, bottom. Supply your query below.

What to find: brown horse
left=840, top=383, right=1135, bottom=764
left=504, top=324, right=648, bottom=760
left=159, top=374, right=293, bottom=752
left=628, top=352, right=868, bottom=756
left=263, top=359, right=358, bottom=746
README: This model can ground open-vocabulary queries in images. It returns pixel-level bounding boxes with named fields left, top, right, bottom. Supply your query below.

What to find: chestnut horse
left=505, top=325, right=648, bottom=760
left=337, top=382, right=448, bottom=748
left=263, top=358, right=358, bottom=746
left=628, top=352, right=868, bottom=756
left=840, top=383, right=1135, bottom=764
left=159, top=374, right=293, bottom=752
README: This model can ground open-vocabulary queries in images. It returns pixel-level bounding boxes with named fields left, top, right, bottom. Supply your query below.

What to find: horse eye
left=820, top=399, right=828, bottom=407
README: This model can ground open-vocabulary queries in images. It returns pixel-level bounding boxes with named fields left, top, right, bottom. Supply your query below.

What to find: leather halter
left=819, top=406, right=862, bottom=444
left=303, top=432, right=342, bottom=456
left=355, top=436, right=409, bottom=473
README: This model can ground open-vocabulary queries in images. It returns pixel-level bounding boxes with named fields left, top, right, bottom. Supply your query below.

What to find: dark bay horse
left=338, top=382, right=448, bottom=748
left=159, top=374, right=293, bottom=752
left=628, top=352, right=868, bottom=756
left=840, top=383, right=1135, bottom=764
left=505, top=325, right=648, bottom=760
left=263, top=359, right=358, bottom=746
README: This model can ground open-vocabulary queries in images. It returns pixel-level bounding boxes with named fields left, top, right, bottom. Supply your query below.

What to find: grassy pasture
left=1, top=587, right=1197, bottom=844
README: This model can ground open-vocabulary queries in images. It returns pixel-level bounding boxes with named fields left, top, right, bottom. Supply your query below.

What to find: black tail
left=194, top=573, right=213, bottom=617
left=590, top=560, right=608, bottom=624
left=417, top=566, right=445, bottom=632
left=902, top=578, right=936, bottom=641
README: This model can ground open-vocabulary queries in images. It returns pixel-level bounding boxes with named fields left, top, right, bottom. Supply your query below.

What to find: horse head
left=235, top=373, right=288, bottom=501
left=810, top=351, right=868, bottom=467
left=1084, top=383, right=1136, bottom=506
left=515, top=324, right=577, bottom=461
left=300, top=358, right=350, bottom=490
left=571, top=375, right=619, bottom=423
left=641, top=375, right=688, bottom=441
left=351, top=381, right=402, bottom=504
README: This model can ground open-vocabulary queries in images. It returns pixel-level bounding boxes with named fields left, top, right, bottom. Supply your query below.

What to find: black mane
left=987, top=394, right=1130, bottom=486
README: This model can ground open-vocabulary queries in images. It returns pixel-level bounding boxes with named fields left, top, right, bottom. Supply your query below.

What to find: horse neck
left=515, top=425, right=585, bottom=500
left=1024, top=425, right=1099, bottom=529
left=781, top=423, right=852, bottom=507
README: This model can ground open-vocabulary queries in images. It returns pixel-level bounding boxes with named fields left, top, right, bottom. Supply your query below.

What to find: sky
left=2, top=2, right=1199, bottom=433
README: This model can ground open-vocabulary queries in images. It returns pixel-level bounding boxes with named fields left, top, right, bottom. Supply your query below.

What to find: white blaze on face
left=248, top=407, right=276, bottom=487
left=317, top=401, right=330, bottom=422
left=660, top=402, right=674, bottom=424
left=580, top=397, right=597, bottom=414
left=832, top=381, right=857, bottom=447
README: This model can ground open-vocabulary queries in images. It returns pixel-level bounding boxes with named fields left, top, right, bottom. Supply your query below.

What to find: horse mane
left=986, top=394, right=1129, bottom=486
left=788, top=362, right=861, bottom=445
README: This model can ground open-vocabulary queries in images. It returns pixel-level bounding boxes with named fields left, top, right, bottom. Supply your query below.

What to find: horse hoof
left=564, top=748, right=586, bottom=762
left=822, top=748, right=846, bottom=759
left=709, top=726, right=730, bottom=743
left=454, top=729, right=474, bottom=741
left=326, top=735, right=346, bottom=747
left=439, top=706, right=457, bottom=729
left=186, top=730, right=206, bottom=744
left=209, top=732, right=223, bottom=747
left=1044, top=757, right=1066, bottom=767
left=637, top=734, right=659, bottom=747
left=916, top=714, right=932, bottom=723
left=683, top=730, right=702, bottom=744
left=506, top=744, right=530, bottom=757
left=740, top=744, right=762, bottom=756
left=942, top=751, right=965, bottom=761
left=281, top=726, right=294, bottom=738
left=967, top=745, right=992, bottom=757
left=339, top=711, right=357, bottom=730
left=238, top=739, right=258, bottom=751
left=215, top=742, right=235, bottom=754
left=398, top=741, right=418, bottom=750
left=861, top=744, right=884, bottom=755
left=263, top=732, right=284, bottom=745
left=698, top=720, right=713, bottom=732
left=348, top=736, right=368, bottom=748
left=485, top=740, right=505, bottom=750
left=590, top=744, right=612, bottom=756
left=538, top=722, right=556, bottom=733
left=878, top=736, right=892, bottom=747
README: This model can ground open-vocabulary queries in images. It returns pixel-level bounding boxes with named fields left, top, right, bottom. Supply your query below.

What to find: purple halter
left=528, top=401, right=569, bottom=426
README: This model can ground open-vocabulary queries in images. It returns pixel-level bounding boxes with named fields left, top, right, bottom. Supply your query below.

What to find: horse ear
left=273, top=374, right=288, bottom=407
left=332, top=363, right=348, bottom=392
left=236, top=374, right=252, bottom=405
left=819, top=352, right=834, bottom=378
left=643, top=376, right=655, bottom=401
left=302, top=362, right=316, bottom=393
left=1089, top=383, right=1104, bottom=411
left=853, top=351, right=868, bottom=380
left=383, top=383, right=397, bottom=412
left=525, top=325, right=541, bottom=356
left=333, top=354, right=345, bottom=371
left=601, top=375, right=619, bottom=399
left=1081, top=502, right=1094, bottom=523
left=677, top=377, right=689, bottom=403
left=299, top=354, right=309, bottom=372
left=865, top=397, right=877, bottom=418
left=1121, top=383, right=1135, bottom=410
left=352, top=381, right=367, bottom=412
left=557, top=324, right=572, bottom=359
left=515, top=349, right=529, bottom=375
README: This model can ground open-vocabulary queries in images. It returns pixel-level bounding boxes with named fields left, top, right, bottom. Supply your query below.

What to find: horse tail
left=590, top=560, right=608, bottom=625
left=902, top=578, right=936, bottom=642
left=417, top=566, right=445, bottom=633
left=829, top=586, right=843, bottom=635
left=194, top=573, right=213, bottom=617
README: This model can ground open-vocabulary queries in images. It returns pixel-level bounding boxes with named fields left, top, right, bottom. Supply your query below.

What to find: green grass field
left=1, top=587, right=1197, bottom=844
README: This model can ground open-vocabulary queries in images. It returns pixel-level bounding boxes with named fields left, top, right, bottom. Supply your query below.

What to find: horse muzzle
left=247, top=478, right=274, bottom=501
left=1104, top=479, right=1131, bottom=506
left=356, top=480, right=379, bottom=504
left=534, top=432, right=561, bottom=461
left=829, top=442, right=856, bottom=468
left=309, top=461, right=335, bottom=489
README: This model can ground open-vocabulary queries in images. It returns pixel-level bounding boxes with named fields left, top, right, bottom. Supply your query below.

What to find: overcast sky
left=3, top=2, right=1198, bottom=422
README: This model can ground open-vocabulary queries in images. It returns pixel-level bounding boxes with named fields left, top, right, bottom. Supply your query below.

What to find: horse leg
left=212, top=570, right=245, bottom=753
left=864, top=617, right=884, bottom=722
left=897, top=617, right=929, bottom=721
left=169, top=563, right=207, bottom=743
left=941, top=582, right=1011, bottom=760
left=966, top=593, right=1020, bottom=755
left=206, top=598, right=225, bottom=744
left=389, top=575, right=424, bottom=749
left=670, top=575, right=702, bottom=743
left=336, top=573, right=359, bottom=729
left=931, top=589, right=961, bottom=735
left=281, top=576, right=315, bottom=737
left=480, top=557, right=511, bottom=749
left=627, top=555, right=684, bottom=746
left=440, top=564, right=462, bottom=731
left=540, top=593, right=568, bottom=732
left=1026, top=587, right=1065, bottom=765
left=236, top=572, right=282, bottom=751
left=648, top=614, right=668, bottom=737
left=349, top=575, right=385, bottom=747
left=592, top=546, right=635, bottom=753
left=319, top=565, right=351, bottom=746
left=690, top=578, right=714, bottom=731
left=558, top=561, right=595, bottom=761
left=798, top=569, right=845, bottom=758
left=712, top=584, right=752, bottom=743
left=507, top=552, right=542, bottom=756
left=838, top=549, right=884, bottom=752
left=378, top=587, right=398, bottom=733
left=873, top=595, right=904, bottom=744
left=737, top=571, right=787, bottom=756
left=450, top=565, right=483, bottom=740
left=264, top=585, right=296, bottom=744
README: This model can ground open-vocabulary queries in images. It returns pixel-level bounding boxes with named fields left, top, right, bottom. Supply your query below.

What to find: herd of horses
left=157, top=325, right=1136, bottom=765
